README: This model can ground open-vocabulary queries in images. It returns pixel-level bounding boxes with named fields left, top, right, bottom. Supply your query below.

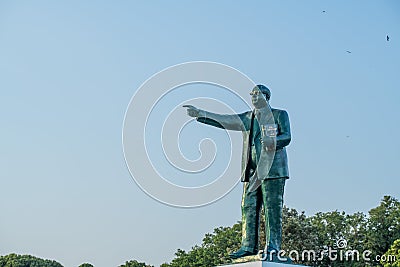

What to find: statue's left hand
left=261, top=136, right=276, bottom=151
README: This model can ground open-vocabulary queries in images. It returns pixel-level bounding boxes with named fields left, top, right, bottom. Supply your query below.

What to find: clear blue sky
left=1, top=1, right=399, bottom=267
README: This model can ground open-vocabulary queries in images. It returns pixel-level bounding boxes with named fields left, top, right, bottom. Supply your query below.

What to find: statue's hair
left=255, top=84, right=271, bottom=100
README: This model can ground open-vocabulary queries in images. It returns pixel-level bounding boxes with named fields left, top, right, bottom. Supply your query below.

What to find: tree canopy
left=161, top=195, right=399, bottom=267
left=119, top=259, right=153, bottom=267
left=2, top=196, right=398, bottom=267
left=381, top=239, right=400, bottom=267
left=0, top=254, right=63, bottom=267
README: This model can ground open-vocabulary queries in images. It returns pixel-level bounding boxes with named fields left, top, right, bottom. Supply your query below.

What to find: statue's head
left=255, top=84, right=271, bottom=100
left=250, top=84, right=270, bottom=108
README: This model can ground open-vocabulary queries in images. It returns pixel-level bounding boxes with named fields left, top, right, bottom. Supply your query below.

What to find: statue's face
left=250, top=88, right=268, bottom=108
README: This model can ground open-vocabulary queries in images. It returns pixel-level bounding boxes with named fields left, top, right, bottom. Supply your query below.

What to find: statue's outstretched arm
left=183, top=105, right=248, bottom=131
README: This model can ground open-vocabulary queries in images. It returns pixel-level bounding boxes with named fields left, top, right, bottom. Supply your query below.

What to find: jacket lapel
left=253, top=120, right=261, bottom=140
left=244, top=111, right=255, bottom=181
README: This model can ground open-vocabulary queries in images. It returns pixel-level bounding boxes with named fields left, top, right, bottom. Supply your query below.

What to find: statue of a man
left=184, top=85, right=291, bottom=259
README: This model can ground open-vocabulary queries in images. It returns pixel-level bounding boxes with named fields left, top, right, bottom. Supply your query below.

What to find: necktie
left=248, top=113, right=262, bottom=192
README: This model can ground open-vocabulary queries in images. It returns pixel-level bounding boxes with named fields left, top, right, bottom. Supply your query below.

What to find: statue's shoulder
left=238, top=110, right=253, bottom=118
left=271, top=108, right=290, bottom=121
left=271, top=107, right=288, bottom=114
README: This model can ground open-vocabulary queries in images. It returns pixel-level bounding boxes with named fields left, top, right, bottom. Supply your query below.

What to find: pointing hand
left=183, top=105, right=203, bottom=118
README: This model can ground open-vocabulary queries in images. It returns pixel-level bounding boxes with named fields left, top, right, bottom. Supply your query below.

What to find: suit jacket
left=197, top=108, right=291, bottom=182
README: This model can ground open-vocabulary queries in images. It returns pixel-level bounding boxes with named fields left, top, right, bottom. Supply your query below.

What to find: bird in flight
left=346, top=50, right=352, bottom=53
left=322, top=10, right=326, bottom=13
left=387, top=35, right=390, bottom=41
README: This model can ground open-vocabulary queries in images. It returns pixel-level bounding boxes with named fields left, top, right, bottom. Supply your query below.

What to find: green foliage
left=281, top=206, right=319, bottom=265
left=367, top=196, right=400, bottom=263
left=119, top=259, right=153, bottom=267
left=310, top=211, right=368, bottom=267
left=381, top=239, right=400, bottom=267
left=162, top=196, right=399, bottom=267
left=162, top=223, right=242, bottom=267
left=2, top=196, right=398, bottom=267
left=0, top=254, right=63, bottom=267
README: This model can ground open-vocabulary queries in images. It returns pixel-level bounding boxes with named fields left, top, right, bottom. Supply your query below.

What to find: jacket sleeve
left=276, top=110, right=291, bottom=149
left=196, top=111, right=250, bottom=131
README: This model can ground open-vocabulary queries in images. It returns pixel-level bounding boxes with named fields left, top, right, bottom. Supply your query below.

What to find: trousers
left=241, top=177, right=286, bottom=253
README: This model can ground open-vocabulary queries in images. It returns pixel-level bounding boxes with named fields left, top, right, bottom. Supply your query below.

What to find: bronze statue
left=184, top=85, right=291, bottom=260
